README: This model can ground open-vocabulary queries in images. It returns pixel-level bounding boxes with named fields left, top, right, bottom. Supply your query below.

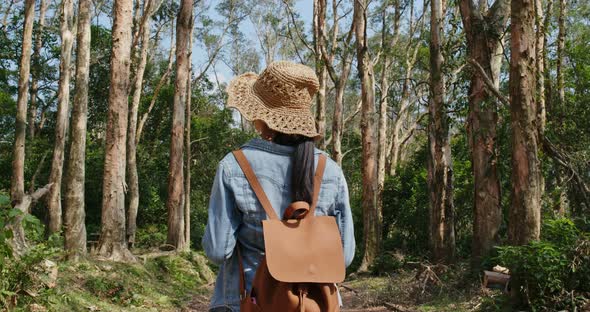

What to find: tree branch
left=467, top=58, right=510, bottom=106
left=282, top=0, right=314, bottom=54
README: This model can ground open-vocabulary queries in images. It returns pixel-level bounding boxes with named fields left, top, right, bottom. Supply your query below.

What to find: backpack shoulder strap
left=310, top=154, right=327, bottom=215
left=232, top=150, right=280, bottom=220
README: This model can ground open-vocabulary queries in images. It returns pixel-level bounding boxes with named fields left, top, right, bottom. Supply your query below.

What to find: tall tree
left=386, top=1, right=427, bottom=176
left=28, top=0, right=48, bottom=139
left=184, top=13, right=195, bottom=248
left=47, top=0, right=75, bottom=235
left=459, top=0, right=509, bottom=266
left=166, top=0, right=192, bottom=251
left=355, top=0, right=380, bottom=272
left=535, top=0, right=548, bottom=133
left=322, top=0, right=355, bottom=166
left=64, top=0, right=92, bottom=260
left=137, top=22, right=175, bottom=144
left=508, top=0, right=542, bottom=245
left=96, top=0, right=135, bottom=261
left=428, top=0, right=455, bottom=263
left=553, top=0, right=568, bottom=215
left=313, top=0, right=327, bottom=148
left=377, top=0, right=402, bottom=208
left=556, top=0, right=566, bottom=106
left=10, top=0, right=35, bottom=205
left=126, top=0, right=162, bottom=248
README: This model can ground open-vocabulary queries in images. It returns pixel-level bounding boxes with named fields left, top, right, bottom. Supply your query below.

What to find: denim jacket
left=202, top=138, right=355, bottom=311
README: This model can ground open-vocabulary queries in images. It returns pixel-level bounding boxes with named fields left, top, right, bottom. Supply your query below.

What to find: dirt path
left=183, top=282, right=394, bottom=311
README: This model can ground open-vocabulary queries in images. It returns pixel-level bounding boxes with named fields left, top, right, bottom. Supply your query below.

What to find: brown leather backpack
left=232, top=150, right=345, bottom=312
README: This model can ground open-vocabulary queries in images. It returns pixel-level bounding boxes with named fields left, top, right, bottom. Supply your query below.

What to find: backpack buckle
left=283, top=201, right=310, bottom=220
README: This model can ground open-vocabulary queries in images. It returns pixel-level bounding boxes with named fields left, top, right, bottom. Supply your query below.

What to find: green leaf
left=23, top=214, right=40, bottom=225
left=7, top=209, right=21, bottom=218
left=0, top=194, right=9, bottom=206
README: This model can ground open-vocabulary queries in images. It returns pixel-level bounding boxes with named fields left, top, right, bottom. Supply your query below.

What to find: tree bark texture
left=459, top=0, right=509, bottom=267
left=47, top=0, right=75, bottom=235
left=10, top=0, right=35, bottom=205
left=28, top=0, right=48, bottom=140
left=166, top=0, right=192, bottom=251
left=355, top=0, right=380, bottom=272
left=428, top=0, right=456, bottom=263
left=184, top=14, right=194, bottom=248
left=508, top=0, right=542, bottom=246
left=96, top=0, right=135, bottom=262
left=64, top=0, right=92, bottom=260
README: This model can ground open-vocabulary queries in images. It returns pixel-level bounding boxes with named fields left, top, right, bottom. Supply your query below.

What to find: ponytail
left=273, top=134, right=315, bottom=204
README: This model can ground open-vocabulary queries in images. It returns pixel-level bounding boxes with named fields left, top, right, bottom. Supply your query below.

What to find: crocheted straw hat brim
left=227, top=72, right=320, bottom=138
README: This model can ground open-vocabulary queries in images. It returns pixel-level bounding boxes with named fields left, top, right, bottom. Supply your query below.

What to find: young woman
left=202, top=61, right=355, bottom=312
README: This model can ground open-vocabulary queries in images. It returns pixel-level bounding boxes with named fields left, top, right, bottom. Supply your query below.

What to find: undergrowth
left=7, top=252, right=213, bottom=312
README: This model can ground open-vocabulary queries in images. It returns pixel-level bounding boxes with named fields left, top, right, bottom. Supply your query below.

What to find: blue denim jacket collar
left=242, top=138, right=322, bottom=156
left=242, top=138, right=294, bottom=155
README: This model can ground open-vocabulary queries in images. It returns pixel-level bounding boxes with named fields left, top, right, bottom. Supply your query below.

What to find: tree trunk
left=184, top=14, right=194, bottom=248
left=28, top=0, right=48, bottom=140
left=387, top=45, right=420, bottom=176
left=542, top=0, right=553, bottom=113
left=428, top=0, right=455, bottom=263
left=328, top=4, right=354, bottom=167
left=64, top=0, right=91, bottom=261
left=330, top=60, right=351, bottom=166
left=508, top=0, right=542, bottom=245
left=377, top=55, right=389, bottom=194
left=137, top=23, right=175, bottom=144
left=9, top=184, right=52, bottom=255
left=553, top=0, right=568, bottom=215
left=10, top=0, right=35, bottom=205
left=313, top=0, right=327, bottom=148
left=386, top=0, right=425, bottom=176
left=127, top=0, right=161, bottom=248
left=459, top=0, right=509, bottom=267
left=96, top=0, right=135, bottom=262
left=377, top=1, right=400, bottom=206
left=166, top=0, right=192, bottom=251
left=355, top=0, right=380, bottom=272
left=535, top=0, right=546, bottom=134
left=47, top=0, right=75, bottom=235
left=556, top=0, right=566, bottom=106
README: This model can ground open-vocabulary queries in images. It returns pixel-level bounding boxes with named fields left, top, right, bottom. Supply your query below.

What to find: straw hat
left=227, top=61, right=320, bottom=138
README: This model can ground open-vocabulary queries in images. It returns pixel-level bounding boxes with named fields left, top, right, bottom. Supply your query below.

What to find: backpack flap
left=262, top=216, right=345, bottom=283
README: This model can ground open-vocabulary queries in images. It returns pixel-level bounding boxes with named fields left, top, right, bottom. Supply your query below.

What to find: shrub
left=135, top=224, right=167, bottom=249
left=495, top=218, right=590, bottom=310
left=0, top=191, right=61, bottom=307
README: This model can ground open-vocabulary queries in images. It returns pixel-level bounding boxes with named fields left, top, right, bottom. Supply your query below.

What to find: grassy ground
left=9, top=252, right=214, bottom=312
left=8, top=252, right=518, bottom=312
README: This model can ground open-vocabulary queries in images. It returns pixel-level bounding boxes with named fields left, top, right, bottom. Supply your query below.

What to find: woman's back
left=202, top=138, right=355, bottom=311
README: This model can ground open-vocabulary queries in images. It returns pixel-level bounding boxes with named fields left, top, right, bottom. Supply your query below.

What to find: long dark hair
left=273, top=134, right=315, bottom=204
